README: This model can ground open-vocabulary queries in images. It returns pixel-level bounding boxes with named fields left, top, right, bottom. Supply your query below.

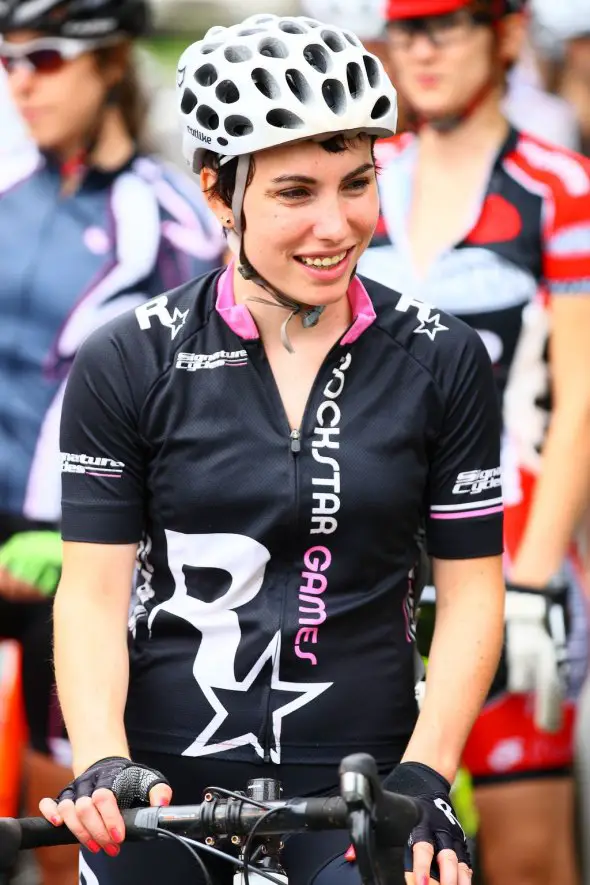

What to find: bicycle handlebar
left=0, top=754, right=421, bottom=885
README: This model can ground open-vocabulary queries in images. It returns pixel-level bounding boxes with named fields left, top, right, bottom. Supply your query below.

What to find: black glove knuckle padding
left=56, top=756, right=170, bottom=809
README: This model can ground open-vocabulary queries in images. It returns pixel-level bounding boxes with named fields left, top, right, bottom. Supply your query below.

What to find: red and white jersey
left=360, top=127, right=590, bottom=556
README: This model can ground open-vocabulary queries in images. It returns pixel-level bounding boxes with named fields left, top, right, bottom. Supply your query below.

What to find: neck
left=419, top=89, right=509, bottom=162
left=232, top=263, right=353, bottom=349
left=57, top=105, right=135, bottom=173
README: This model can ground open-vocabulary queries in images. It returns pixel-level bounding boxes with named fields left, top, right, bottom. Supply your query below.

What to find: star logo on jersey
left=413, top=312, right=449, bottom=342
left=183, top=633, right=332, bottom=763
left=169, top=307, right=189, bottom=340
left=135, top=296, right=189, bottom=341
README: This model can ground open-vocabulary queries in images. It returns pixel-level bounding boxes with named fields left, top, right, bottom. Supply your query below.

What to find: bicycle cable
left=155, top=829, right=213, bottom=885
left=156, top=830, right=286, bottom=885
left=202, top=786, right=272, bottom=810
left=241, top=807, right=285, bottom=885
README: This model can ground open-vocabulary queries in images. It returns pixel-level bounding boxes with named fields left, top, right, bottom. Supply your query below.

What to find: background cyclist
left=358, top=2, right=590, bottom=884
left=0, top=1, right=224, bottom=883
left=39, top=12, right=505, bottom=885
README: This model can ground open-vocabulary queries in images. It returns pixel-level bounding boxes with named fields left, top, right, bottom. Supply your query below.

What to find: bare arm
left=402, top=555, right=505, bottom=783
left=511, top=297, right=590, bottom=586
left=53, top=540, right=137, bottom=774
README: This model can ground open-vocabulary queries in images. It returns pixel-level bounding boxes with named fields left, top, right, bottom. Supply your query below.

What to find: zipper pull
left=290, top=429, right=301, bottom=454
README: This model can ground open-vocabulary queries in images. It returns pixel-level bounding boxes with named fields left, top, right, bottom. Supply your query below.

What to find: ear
left=200, top=166, right=234, bottom=228
left=497, top=13, right=525, bottom=68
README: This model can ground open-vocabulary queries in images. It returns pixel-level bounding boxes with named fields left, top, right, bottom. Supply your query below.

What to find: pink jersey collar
left=215, top=261, right=376, bottom=346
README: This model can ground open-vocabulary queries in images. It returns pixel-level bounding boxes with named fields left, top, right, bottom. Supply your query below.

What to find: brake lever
left=340, top=757, right=377, bottom=885
left=339, top=754, right=415, bottom=885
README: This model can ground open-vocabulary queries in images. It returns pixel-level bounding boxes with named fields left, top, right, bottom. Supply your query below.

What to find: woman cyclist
left=38, top=12, right=505, bottom=885
left=358, top=2, right=590, bottom=884
left=0, top=1, right=224, bottom=883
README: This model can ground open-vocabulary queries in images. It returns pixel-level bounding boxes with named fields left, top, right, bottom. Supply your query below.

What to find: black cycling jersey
left=60, top=267, right=503, bottom=766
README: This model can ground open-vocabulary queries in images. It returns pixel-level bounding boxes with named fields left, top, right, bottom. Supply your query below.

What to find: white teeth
left=300, top=251, right=347, bottom=268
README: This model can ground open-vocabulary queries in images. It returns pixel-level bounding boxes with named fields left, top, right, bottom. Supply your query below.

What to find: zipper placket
left=261, top=427, right=301, bottom=762
left=259, top=349, right=344, bottom=762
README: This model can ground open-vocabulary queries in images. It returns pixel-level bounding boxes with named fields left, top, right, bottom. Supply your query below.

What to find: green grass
left=142, top=34, right=203, bottom=71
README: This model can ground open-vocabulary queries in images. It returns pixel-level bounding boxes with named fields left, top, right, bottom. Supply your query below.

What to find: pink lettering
left=303, top=546, right=332, bottom=572
left=294, top=549, right=332, bottom=664
left=299, top=571, right=328, bottom=595
left=294, top=627, right=319, bottom=665
left=299, top=594, right=327, bottom=625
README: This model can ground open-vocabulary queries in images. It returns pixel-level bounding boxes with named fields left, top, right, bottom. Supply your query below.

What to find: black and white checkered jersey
left=60, top=266, right=503, bottom=766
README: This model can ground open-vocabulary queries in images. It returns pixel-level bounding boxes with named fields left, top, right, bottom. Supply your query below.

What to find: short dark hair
left=202, top=132, right=378, bottom=211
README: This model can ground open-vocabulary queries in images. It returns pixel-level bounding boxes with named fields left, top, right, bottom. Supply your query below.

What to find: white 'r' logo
left=148, top=531, right=332, bottom=762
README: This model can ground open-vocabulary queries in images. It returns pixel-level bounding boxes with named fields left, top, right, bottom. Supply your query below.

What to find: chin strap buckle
left=301, top=306, right=325, bottom=328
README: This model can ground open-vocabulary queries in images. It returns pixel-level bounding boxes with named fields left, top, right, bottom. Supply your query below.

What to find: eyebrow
left=270, top=162, right=375, bottom=186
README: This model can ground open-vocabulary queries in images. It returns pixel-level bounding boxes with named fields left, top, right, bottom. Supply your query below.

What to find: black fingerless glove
left=384, top=762, right=471, bottom=881
left=56, top=756, right=171, bottom=809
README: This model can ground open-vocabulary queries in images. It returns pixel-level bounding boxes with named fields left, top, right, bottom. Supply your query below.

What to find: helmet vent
left=237, top=27, right=266, bottom=36
left=321, top=30, right=347, bottom=52
left=322, top=79, right=346, bottom=115
left=371, top=96, right=391, bottom=119
left=252, top=68, right=281, bottom=99
left=200, top=42, right=222, bottom=55
left=180, top=88, right=198, bottom=114
left=302, top=43, right=331, bottom=73
left=258, top=37, right=289, bottom=59
left=196, top=104, right=220, bottom=130
left=225, top=115, right=254, bottom=137
left=363, top=54, right=380, bottom=88
left=224, top=44, right=253, bottom=63
left=215, top=79, right=240, bottom=104
left=278, top=20, right=308, bottom=34
left=343, top=31, right=361, bottom=47
left=346, top=62, right=365, bottom=100
left=266, top=108, right=305, bottom=129
left=285, top=68, right=311, bottom=103
left=194, top=63, right=218, bottom=86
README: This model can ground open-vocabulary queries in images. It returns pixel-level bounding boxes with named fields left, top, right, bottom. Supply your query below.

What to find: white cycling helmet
left=177, top=12, right=397, bottom=172
left=531, top=0, right=590, bottom=41
left=298, top=0, right=386, bottom=41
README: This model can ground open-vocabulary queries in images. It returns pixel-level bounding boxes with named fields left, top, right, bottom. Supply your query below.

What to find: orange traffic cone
left=0, top=640, right=27, bottom=817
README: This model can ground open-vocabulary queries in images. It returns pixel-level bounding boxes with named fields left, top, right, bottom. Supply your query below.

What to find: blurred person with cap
left=0, top=2, right=224, bottom=884
left=359, top=2, right=590, bottom=884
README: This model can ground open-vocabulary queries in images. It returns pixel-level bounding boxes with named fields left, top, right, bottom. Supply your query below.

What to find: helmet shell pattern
left=177, top=13, right=398, bottom=171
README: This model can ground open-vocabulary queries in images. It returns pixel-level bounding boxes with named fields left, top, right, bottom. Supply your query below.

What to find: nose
left=408, top=32, right=438, bottom=60
left=312, top=194, right=350, bottom=242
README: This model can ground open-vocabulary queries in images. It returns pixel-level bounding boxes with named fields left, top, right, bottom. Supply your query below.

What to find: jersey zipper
left=258, top=347, right=346, bottom=763
left=261, top=428, right=301, bottom=763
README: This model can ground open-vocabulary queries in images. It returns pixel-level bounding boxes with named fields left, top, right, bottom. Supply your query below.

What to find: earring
left=224, top=217, right=233, bottom=227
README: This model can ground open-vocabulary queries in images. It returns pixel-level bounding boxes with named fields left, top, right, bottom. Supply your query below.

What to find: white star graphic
left=169, top=307, right=189, bottom=340
left=182, top=633, right=332, bottom=763
left=413, top=312, right=449, bottom=342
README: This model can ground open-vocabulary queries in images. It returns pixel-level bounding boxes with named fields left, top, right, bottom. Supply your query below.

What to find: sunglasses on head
left=0, top=36, right=110, bottom=74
